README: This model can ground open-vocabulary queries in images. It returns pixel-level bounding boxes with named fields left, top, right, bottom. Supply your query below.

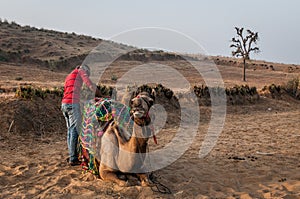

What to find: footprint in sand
left=56, top=176, right=72, bottom=187
left=13, top=165, right=29, bottom=176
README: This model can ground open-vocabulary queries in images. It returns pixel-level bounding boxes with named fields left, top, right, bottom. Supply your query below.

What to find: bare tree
left=230, top=27, right=260, bottom=81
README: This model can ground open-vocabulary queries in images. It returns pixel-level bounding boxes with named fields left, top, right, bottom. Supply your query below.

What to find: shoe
left=69, top=160, right=81, bottom=166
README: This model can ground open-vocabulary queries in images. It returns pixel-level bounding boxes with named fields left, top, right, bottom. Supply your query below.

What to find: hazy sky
left=1, top=0, right=300, bottom=64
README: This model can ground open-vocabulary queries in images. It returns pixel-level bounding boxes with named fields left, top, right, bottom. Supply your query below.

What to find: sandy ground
left=0, top=61, right=300, bottom=198
left=0, top=96, right=299, bottom=199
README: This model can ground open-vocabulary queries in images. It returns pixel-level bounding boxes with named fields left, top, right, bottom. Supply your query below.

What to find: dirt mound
left=0, top=95, right=64, bottom=135
left=0, top=84, right=182, bottom=135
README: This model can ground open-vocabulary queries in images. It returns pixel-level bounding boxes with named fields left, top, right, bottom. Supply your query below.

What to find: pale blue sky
left=1, top=0, right=300, bottom=64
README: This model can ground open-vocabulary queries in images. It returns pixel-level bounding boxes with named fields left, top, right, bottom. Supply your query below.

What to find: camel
left=80, top=91, right=155, bottom=187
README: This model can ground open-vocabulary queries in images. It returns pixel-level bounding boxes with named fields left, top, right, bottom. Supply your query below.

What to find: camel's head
left=130, top=92, right=154, bottom=126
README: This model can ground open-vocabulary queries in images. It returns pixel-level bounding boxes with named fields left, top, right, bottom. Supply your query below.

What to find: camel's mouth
left=133, top=109, right=146, bottom=118
left=130, top=92, right=154, bottom=121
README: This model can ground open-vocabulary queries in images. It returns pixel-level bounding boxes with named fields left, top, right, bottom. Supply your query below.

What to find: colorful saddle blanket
left=79, top=98, right=132, bottom=175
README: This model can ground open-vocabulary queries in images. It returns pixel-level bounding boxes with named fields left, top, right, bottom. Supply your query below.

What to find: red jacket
left=62, top=68, right=94, bottom=104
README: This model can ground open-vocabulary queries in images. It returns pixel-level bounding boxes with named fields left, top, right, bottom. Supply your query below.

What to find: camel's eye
left=132, top=106, right=143, bottom=112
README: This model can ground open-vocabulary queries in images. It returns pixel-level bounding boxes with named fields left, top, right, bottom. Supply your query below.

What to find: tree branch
left=231, top=27, right=259, bottom=59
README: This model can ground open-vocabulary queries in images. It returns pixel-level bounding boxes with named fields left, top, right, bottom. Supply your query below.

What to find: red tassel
left=153, top=135, right=158, bottom=144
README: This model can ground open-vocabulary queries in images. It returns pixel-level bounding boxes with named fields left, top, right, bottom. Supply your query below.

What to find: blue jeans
left=61, top=103, right=81, bottom=162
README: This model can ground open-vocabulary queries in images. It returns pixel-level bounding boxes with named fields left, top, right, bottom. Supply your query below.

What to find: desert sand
left=0, top=62, right=299, bottom=199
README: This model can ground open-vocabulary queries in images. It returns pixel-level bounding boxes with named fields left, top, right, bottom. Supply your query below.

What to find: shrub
left=51, top=87, right=64, bottom=97
left=284, top=78, right=300, bottom=99
left=111, top=74, right=118, bottom=81
left=0, top=54, right=8, bottom=62
left=15, top=86, right=64, bottom=100
left=23, top=49, right=30, bottom=53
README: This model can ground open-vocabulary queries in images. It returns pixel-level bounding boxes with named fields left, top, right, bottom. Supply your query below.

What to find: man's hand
left=95, top=86, right=101, bottom=98
left=88, top=83, right=101, bottom=98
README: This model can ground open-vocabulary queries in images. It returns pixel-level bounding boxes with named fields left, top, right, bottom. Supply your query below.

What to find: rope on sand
left=148, top=172, right=172, bottom=194
left=142, top=145, right=172, bottom=194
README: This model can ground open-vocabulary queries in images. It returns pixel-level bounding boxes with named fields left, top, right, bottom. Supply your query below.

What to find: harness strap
left=136, top=95, right=152, bottom=108
left=97, top=120, right=113, bottom=137
left=149, top=125, right=157, bottom=144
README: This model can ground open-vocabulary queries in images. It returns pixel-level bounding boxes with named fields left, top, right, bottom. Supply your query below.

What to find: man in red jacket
left=61, top=64, right=98, bottom=166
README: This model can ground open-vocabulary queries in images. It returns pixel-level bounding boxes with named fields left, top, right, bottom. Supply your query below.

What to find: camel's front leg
left=136, top=173, right=150, bottom=186
left=99, top=165, right=129, bottom=187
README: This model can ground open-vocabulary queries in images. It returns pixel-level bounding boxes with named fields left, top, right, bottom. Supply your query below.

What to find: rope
left=148, top=172, right=172, bottom=194
left=135, top=133, right=172, bottom=195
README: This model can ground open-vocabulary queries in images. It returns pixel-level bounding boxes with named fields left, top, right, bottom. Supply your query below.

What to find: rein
left=134, top=126, right=171, bottom=195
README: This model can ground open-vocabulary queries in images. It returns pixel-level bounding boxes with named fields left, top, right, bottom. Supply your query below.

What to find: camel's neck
left=116, top=123, right=150, bottom=173
left=127, top=124, right=149, bottom=153
left=133, top=115, right=151, bottom=127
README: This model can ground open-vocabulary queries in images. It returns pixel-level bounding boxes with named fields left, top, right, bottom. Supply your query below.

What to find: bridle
left=132, top=95, right=157, bottom=144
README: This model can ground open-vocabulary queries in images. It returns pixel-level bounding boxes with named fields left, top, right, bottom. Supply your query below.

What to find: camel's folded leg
left=136, top=173, right=150, bottom=187
left=99, top=166, right=129, bottom=187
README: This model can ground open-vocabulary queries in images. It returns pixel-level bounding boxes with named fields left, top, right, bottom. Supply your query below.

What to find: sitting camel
left=79, top=91, right=155, bottom=187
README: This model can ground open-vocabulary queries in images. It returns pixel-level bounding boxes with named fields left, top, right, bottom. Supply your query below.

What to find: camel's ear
left=129, top=99, right=134, bottom=116
left=150, top=89, right=156, bottom=102
left=143, top=96, right=154, bottom=107
left=148, top=97, right=154, bottom=106
left=130, top=98, right=134, bottom=107
left=130, top=97, right=139, bottom=108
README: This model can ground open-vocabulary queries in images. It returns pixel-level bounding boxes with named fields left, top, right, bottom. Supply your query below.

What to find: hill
left=0, top=20, right=187, bottom=72
left=0, top=20, right=102, bottom=71
left=2, top=20, right=299, bottom=73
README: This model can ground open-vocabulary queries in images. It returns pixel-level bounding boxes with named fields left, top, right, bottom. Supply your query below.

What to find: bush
left=15, top=86, right=64, bottom=100
left=193, top=84, right=259, bottom=105
left=24, top=49, right=30, bottom=54
left=0, top=49, right=8, bottom=62
left=111, top=74, right=118, bottom=81
left=284, top=78, right=300, bottom=99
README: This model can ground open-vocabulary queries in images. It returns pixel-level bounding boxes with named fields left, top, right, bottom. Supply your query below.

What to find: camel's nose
left=133, top=109, right=145, bottom=118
